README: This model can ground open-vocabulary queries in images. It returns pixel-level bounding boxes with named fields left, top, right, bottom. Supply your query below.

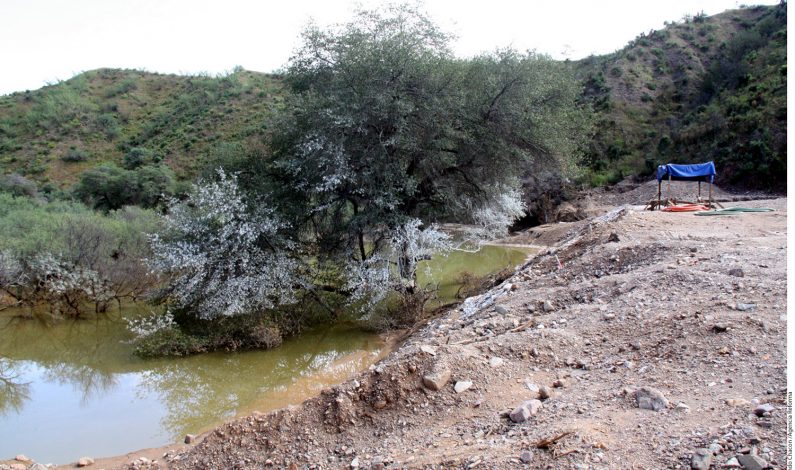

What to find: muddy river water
left=0, top=245, right=532, bottom=463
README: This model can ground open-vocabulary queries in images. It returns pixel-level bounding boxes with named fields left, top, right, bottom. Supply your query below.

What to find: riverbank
left=12, top=196, right=785, bottom=469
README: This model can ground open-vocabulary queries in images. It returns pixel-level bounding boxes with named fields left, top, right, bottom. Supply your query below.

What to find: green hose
left=695, top=207, right=775, bottom=216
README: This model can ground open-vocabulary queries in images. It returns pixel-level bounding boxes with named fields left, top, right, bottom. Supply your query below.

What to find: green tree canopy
left=271, top=5, right=589, bottom=280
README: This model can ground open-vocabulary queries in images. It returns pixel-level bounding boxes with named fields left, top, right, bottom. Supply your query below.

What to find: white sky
left=0, top=0, right=779, bottom=95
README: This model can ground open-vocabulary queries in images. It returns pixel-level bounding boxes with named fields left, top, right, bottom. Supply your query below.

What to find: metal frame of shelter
left=655, top=162, right=717, bottom=210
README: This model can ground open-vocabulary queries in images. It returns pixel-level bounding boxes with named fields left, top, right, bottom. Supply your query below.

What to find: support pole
left=709, top=180, right=713, bottom=209
left=668, top=173, right=672, bottom=204
left=657, top=180, right=661, bottom=210
left=698, top=181, right=701, bottom=200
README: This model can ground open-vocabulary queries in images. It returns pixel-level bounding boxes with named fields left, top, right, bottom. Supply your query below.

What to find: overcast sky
left=0, top=0, right=778, bottom=95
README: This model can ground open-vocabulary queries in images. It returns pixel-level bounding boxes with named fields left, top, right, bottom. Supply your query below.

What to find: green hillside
left=575, top=3, right=786, bottom=191
left=0, top=68, right=284, bottom=190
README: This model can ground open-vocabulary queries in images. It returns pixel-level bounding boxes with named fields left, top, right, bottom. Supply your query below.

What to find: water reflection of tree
left=0, top=308, right=131, bottom=403
left=138, top=332, right=363, bottom=439
left=0, top=358, right=31, bottom=416
left=43, top=363, right=117, bottom=404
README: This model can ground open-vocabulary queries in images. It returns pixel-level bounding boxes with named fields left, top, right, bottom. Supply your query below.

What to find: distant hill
left=0, top=68, right=284, bottom=188
left=0, top=3, right=786, bottom=196
left=574, top=2, right=786, bottom=191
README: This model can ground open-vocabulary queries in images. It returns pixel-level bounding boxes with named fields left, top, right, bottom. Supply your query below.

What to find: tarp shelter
left=655, top=161, right=717, bottom=209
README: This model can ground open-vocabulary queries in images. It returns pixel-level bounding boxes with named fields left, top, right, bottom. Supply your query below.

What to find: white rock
left=454, top=381, right=473, bottom=393
left=489, top=357, right=504, bottom=368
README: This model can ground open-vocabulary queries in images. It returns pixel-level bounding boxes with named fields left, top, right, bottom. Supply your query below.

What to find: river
left=0, top=244, right=532, bottom=463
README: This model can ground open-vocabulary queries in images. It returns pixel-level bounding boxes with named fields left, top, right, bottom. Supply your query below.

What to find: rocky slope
left=123, top=197, right=787, bottom=469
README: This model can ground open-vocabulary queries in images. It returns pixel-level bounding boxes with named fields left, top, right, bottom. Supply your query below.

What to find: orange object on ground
left=661, top=204, right=711, bottom=212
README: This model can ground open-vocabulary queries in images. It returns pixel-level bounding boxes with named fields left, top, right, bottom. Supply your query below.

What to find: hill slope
left=0, top=68, right=284, bottom=188
left=575, top=3, right=786, bottom=191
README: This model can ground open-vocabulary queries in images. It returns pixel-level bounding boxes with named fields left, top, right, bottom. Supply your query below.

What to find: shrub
left=61, top=146, right=89, bottom=163
left=132, top=326, right=207, bottom=358
left=95, top=113, right=120, bottom=140
left=0, top=174, right=38, bottom=198
left=73, top=163, right=175, bottom=210
left=0, top=194, right=160, bottom=315
left=123, top=147, right=161, bottom=169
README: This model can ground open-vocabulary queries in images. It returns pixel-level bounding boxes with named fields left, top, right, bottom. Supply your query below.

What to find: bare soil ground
left=39, top=196, right=787, bottom=470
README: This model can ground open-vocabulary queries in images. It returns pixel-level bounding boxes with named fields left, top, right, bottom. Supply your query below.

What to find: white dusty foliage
left=126, top=311, right=177, bottom=339
left=346, top=219, right=451, bottom=310
left=148, top=170, right=300, bottom=319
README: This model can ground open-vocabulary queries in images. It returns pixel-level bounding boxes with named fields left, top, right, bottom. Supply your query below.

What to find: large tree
left=270, top=4, right=589, bottom=310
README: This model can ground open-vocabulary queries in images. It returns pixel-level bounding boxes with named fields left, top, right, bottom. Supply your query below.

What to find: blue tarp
left=657, top=161, right=716, bottom=183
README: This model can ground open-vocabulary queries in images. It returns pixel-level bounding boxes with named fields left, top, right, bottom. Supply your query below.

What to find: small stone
left=13, top=456, right=30, bottom=463
left=419, top=345, right=437, bottom=356
left=422, top=368, right=451, bottom=391
left=552, top=379, right=566, bottom=388
left=489, top=357, right=504, bottom=368
left=635, top=387, right=669, bottom=411
left=736, top=454, right=767, bottom=470
left=77, top=457, right=94, bottom=467
left=539, top=386, right=553, bottom=400
left=708, top=442, right=722, bottom=454
left=607, top=232, right=620, bottom=243
left=370, top=456, right=385, bottom=470
left=691, top=448, right=712, bottom=470
left=542, top=300, right=555, bottom=312
left=495, top=305, right=509, bottom=315
left=350, top=457, right=360, bottom=468
left=184, top=433, right=197, bottom=444
left=630, top=341, right=642, bottom=350
left=509, top=399, right=542, bottom=423
left=603, top=313, right=616, bottom=320
left=754, top=404, right=774, bottom=416
left=519, top=450, right=534, bottom=463
left=724, top=457, right=742, bottom=468
left=8, top=465, right=25, bottom=470
left=726, top=398, right=751, bottom=407
left=525, top=382, right=539, bottom=393
left=454, top=381, right=473, bottom=394
left=733, top=303, right=757, bottom=311
left=712, top=323, right=731, bottom=333
left=728, top=268, right=744, bottom=277
left=675, top=402, right=691, bottom=413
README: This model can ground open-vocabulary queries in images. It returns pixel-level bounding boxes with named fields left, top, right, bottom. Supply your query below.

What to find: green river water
left=0, top=245, right=531, bottom=463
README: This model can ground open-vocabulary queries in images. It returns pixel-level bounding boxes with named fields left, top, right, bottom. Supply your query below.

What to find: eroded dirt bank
left=60, top=198, right=789, bottom=469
